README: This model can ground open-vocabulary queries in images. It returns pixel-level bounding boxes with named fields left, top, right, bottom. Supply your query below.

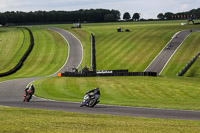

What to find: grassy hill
left=33, top=76, right=200, bottom=111
left=0, top=28, right=29, bottom=73
left=1, top=21, right=200, bottom=130
left=55, top=20, right=200, bottom=72
left=32, top=20, right=200, bottom=111
left=0, top=27, right=68, bottom=81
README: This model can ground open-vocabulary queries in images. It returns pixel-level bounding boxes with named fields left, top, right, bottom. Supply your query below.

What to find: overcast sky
left=0, top=0, right=199, bottom=19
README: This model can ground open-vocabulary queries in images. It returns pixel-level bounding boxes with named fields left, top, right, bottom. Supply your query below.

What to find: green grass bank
left=53, top=20, right=200, bottom=72
left=33, top=76, right=200, bottom=111
left=0, top=27, right=68, bottom=81
left=0, top=27, right=29, bottom=73
left=0, top=106, right=200, bottom=133
left=32, top=21, right=200, bottom=111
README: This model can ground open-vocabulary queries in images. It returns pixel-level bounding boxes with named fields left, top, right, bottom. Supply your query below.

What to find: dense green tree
left=157, top=13, right=164, bottom=20
left=164, top=12, right=174, bottom=20
left=104, top=14, right=115, bottom=22
left=132, top=13, right=140, bottom=21
left=187, top=8, right=200, bottom=19
left=111, top=9, right=121, bottom=20
left=0, top=9, right=121, bottom=25
left=123, top=12, right=131, bottom=21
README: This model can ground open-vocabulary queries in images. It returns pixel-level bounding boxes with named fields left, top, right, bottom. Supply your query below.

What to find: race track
left=145, top=29, right=199, bottom=75
left=48, top=27, right=83, bottom=75
left=0, top=27, right=200, bottom=121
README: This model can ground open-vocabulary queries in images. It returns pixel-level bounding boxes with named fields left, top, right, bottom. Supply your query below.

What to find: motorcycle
left=23, top=86, right=34, bottom=102
left=80, top=92, right=100, bottom=107
left=23, top=90, right=32, bottom=102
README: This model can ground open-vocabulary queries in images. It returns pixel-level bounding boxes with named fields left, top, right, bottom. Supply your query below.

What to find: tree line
left=157, top=8, right=200, bottom=20
left=0, top=9, right=120, bottom=25
left=123, top=12, right=140, bottom=21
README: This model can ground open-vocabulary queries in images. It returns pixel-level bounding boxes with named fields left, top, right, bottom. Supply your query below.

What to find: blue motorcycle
left=80, top=92, right=100, bottom=107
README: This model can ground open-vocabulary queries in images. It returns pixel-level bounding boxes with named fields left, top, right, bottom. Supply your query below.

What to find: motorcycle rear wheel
left=89, top=99, right=97, bottom=107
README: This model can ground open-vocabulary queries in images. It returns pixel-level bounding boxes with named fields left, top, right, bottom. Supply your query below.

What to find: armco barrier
left=0, top=27, right=34, bottom=77
left=59, top=71, right=157, bottom=77
left=177, top=51, right=200, bottom=76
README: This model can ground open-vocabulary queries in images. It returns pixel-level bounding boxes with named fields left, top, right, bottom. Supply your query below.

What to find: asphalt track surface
left=48, top=27, right=83, bottom=76
left=145, top=29, right=199, bottom=75
left=0, top=28, right=200, bottom=121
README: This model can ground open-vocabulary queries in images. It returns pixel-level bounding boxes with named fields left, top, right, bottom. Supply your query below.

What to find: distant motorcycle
left=23, top=84, right=35, bottom=102
left=80, top=88, right=100, bottom=107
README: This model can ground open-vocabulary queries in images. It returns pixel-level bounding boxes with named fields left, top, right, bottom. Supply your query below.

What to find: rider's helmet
left=29, top=84, right=33, bottom=89
left=29, top=84, right=35, bottom=94
left=94, top=87, right=99, bottom=93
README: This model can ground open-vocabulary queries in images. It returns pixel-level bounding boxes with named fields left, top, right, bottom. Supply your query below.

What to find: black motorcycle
left=80, top=92, right=100, bottom=107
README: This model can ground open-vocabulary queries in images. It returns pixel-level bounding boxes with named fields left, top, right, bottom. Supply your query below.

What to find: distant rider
left=23, top=84, right=35, bottom=102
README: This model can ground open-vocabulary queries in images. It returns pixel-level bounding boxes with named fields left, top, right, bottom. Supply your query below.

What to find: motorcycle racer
left=23, top=84, right=35, bottom=102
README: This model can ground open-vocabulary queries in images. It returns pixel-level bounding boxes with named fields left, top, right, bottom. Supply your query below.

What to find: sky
left=0, top=0, right=200, bottom=19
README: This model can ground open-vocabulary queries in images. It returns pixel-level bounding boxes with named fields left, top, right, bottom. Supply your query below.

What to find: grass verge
left=33, top=76, right=200, bottom=111
left=0, top=106, right=200, bottom=133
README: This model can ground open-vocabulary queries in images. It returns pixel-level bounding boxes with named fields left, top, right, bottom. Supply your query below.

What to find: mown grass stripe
left=96, top=33, right=129, bottom=60
left=0, top=27, right=68, bottom=80
left=97, top=30, right=144, bottom=69
left=98, top=29, right=164, bottom=71
left=0, top=28, right=27, bottom=73
left=99, top=33, right=132, bottom=67
left=0, top=29, right=22, bottom=71
left=34, top=30, right=57, bottom=76
left=19, top=29, right=47, bottom=77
